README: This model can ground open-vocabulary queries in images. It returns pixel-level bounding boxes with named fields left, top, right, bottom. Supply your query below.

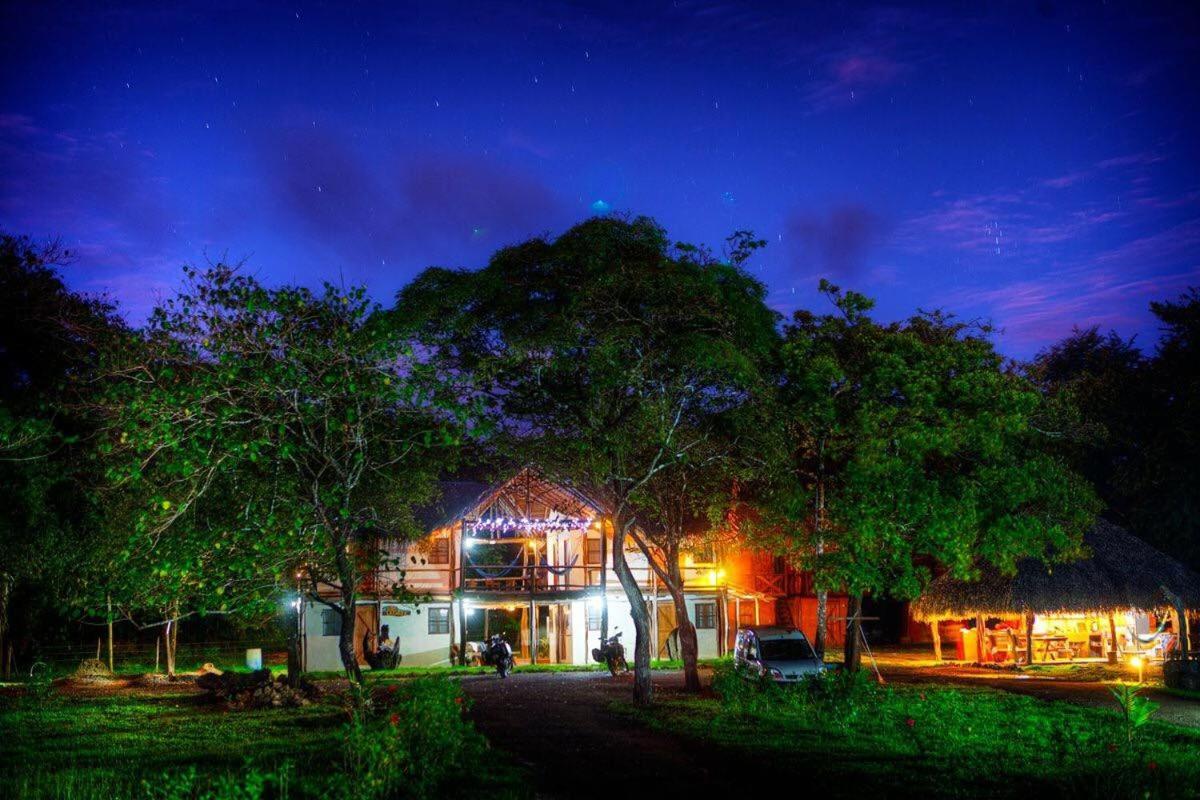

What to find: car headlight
left=768, top=667, right=784, bottom=679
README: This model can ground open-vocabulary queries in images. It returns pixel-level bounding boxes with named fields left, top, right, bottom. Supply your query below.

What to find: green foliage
left=1110, top=682, right=1161, bottom=744
left=141, top=763, right=293, bottom=800
left=0, top=681, right=526, bottom=800
left=0, top=234, right=126, bottom=674
left=340, top=678, right=485, bottom=800
left=658, top=665, right=1200, bottom=799
left=91, top=264, right=472, bottom=667
left=1031, top=289, right=1200, bottom=569
left=755, top=280, right=1100, bottom=601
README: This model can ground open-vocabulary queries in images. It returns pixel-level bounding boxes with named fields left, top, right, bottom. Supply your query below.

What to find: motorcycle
left=484, top=633, right=514, bottom=678
left=592, top=630, right=628, bottom=676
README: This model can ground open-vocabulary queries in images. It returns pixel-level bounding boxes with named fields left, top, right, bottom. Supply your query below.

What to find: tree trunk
left=611, top=515, right=652, bottom=705
left=843, top=594, right=863, bottom=672
left=162, top=620, right=176, bottom=677
left=286, top=602, right=302, bottom=687
left=106, top=594, right=114, bottom=673
left=813, top=463, right=827, bottom=656
left=667, top=559, right=700, bottom=692
left=0, top=573, right=10, bottom=681
left=331, top=523, right=364, bottom=683
left=815, top=588, right=828, bottom=657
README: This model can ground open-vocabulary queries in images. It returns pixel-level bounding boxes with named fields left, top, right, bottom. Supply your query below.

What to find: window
left=585, top=538, right=603, bottom=565
left=694, top=602, right=717, bottom=630
left=429, top=537, right=450, bottom=565
left=587, top=604, right=601, bottom=631
left=321, top=609, right=342, bottom=637
left=427, top=607, right=450, bottom=635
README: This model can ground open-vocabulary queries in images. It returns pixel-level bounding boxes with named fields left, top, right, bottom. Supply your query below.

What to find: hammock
left=465, top=548, right=526, bottom=579
left=1130, top=617, right=1171, bottom=644
left=538, top=554, right=579, bottom=576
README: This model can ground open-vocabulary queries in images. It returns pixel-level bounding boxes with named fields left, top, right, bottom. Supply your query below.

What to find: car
left=734, top=626, right=825, bottom=683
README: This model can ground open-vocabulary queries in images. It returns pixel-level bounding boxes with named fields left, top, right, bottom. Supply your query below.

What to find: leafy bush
left=339, top=677, right=488, bottom=800
left=705, top=665, right=1200, bottom=798
left=141, top=764, right=293, bottom=800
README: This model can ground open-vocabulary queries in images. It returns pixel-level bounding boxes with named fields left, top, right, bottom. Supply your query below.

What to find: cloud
left=259, top=127, right=566, bottom=267
left=802, top=52, right=911, bottom=112
left=787, top=205, right=889, bottom=279
left=0, top=113, right=182, bottom=320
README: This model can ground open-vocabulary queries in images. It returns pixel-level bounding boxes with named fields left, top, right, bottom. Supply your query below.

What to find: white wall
left=685, top=595, right=720, bottom=658
left=381, top=602, right=453, bottom=666
left=301, top=601, right=350, bottom=673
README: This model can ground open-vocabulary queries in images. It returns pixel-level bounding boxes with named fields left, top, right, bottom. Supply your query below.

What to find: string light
left=472, top=516, right=592, bottom=533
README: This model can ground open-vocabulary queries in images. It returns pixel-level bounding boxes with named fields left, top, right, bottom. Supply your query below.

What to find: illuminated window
left=321, top=609, right=342, bottom=637
left=587, top=604, right=602, bottom=631
left=427, top=607, right=450, bottom=634
left=694, top=602, right=717, bottom=630
left=429, top=538, right=450, bottom=564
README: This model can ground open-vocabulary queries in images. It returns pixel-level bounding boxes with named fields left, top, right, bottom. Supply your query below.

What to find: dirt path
left=461, top=670, right=764, bottom=800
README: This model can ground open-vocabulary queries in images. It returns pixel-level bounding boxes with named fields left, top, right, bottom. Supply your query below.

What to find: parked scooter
left=592, top=630, right=628, bottom=676
left=484, top=633, right=514, bottom=678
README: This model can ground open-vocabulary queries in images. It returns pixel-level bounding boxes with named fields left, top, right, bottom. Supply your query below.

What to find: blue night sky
left=2, top=1, right=1198, bottom=358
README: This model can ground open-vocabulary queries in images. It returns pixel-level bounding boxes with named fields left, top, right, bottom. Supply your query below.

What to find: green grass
left=617, top=668, right=1200, bottom=800
left=0, top=681, right=527, bottom=800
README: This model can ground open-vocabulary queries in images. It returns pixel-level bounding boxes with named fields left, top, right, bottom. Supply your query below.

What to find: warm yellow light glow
left=1130, top=656, right=1143, bottom=669
left=709, top=569, right=718, bottom=585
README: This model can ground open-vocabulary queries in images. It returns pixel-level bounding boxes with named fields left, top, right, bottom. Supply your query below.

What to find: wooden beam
left=975, top=614, right=987, bottom=665
left=1024, top=613, right=1035, bottom=667
left=930, top=621, right=942, bottom=662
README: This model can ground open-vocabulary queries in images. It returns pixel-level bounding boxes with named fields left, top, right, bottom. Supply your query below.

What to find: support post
left=1024, top=613, right=1035, bottom=667
left=529, top=597, right=537, bottom=665
left=754, top=597, right=760, bottom=625
left=599, top=519, right=609, bottom=644
left=1108, top=613, right=1119, bottom=664
left=458, top=522, right=468, bottom=666
left=975, top=614, right=987, bottom=665
left=930, top=621, right=942, bottom=663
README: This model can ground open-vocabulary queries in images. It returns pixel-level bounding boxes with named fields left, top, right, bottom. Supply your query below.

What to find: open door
left=656, top=602, right=677, bottom=658
left=353, top=603, right=380, bottom=666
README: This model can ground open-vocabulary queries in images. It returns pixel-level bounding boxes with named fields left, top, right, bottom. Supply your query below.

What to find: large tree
left=629, top=432, right=743, bottom=692
left=0, top=235, right=123, bottom=677
left=97, top=265, right=468, bottom=681
left=400, top=217, right=778, bottom=704
left=1030, top=289, right=1200, bottom=570
left=757, top=281, right=1099, bottom=669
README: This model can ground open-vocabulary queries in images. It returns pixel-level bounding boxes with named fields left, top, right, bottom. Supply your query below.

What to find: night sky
left=2, top=2, right=1198, bottom=358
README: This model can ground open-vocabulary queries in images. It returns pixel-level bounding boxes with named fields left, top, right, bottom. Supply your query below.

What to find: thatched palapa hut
left=911, top=520, right=1200, bottom=665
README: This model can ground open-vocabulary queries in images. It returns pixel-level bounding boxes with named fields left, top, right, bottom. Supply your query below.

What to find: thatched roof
left=911, top=520, right=1200, bottom=621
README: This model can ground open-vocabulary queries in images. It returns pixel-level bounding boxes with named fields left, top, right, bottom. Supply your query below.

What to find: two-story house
left=299, top=468, right=833, bottom=671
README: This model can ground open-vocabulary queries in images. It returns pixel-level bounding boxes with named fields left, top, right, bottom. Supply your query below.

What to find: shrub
left=339, top=677, right=487, bottom=800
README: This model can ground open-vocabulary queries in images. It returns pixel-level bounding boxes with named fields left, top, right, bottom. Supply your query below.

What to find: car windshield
left=759, top=637, right=815, bottom=662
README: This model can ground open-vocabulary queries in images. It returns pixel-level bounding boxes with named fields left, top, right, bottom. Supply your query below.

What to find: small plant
left=141, top=762, right=293, bottom=800
left=24, top=662, right=55, bottom=706
left=1109, top=682, right=1160, bottom=744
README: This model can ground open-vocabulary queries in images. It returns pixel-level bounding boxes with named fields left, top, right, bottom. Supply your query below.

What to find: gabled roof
left=911, top=520, right=1200, bottom=621
left=416, top=468, right=603, bottom=531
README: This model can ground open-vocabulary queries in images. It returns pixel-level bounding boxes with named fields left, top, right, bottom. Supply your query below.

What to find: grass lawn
left=618, top=668, right=1200, bottom=799
left=0, top=681, right=527, bottom=800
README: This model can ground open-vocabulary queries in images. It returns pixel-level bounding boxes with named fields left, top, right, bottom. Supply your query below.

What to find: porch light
left=1130, top=655, right=1145, bottom=683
